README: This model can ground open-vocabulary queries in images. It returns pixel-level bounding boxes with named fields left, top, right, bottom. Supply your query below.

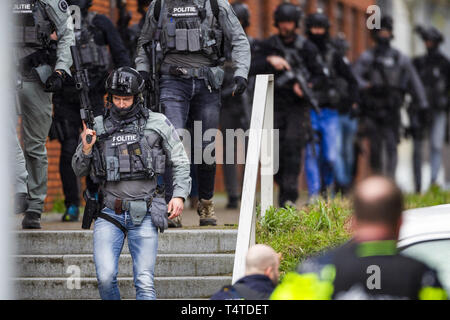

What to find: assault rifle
left=273, top=37, right=320, bottom=114
left=70, top=45, right=95, bottom=143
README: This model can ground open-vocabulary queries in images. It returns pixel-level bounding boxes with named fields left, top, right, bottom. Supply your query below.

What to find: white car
left=398, top=204, right=450, bottom=295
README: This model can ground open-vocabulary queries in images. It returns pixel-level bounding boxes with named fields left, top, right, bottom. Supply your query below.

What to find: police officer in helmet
left=410, top=26, right=450, bottom=192
left=135, top=0, right=250, bottom=226
left=303, top=11, right=359, bottom=199
left=52, top=0, right=130, bottom=222
left=354, top=16, right=428, bottom=178
left=72, top=67, right=191, bottom=300
left=256, top=3, right=325, bottom=207
left=14, top=0, right=75, bottom=229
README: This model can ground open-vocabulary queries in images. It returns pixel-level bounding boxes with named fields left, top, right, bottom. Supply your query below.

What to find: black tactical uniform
left=354, top=16, right=428, bottom=178
left=52, top=0, right=130, bottom=221
left=219, top=2, right=258, bottom=209
left=254, top=3, right=325, bottom=207
left=410, top=26, right=450, bottom=192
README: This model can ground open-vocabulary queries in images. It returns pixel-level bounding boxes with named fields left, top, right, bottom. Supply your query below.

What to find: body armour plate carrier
left=14, top=0, right=53, bottom=48
left=419, top=63, right=448, bottom=110
left=159, top=0, right=223, bottom=60
left=75, top=12, right=112, bottom=72
left=315, top=44, right=349, bottom=108
left=93, top=115, right=166, bottom=182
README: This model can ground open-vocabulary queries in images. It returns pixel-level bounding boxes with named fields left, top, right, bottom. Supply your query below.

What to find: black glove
left=150, top=200, right=169, bottom=233
left=44, top=70, right=64, bottom=92
left=139, top=70, right=150, bottom=83
left=232, top=76, right=248, bottom=96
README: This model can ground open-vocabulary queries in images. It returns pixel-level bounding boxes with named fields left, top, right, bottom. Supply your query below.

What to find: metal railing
left=232, top=74, right=275, bottom=283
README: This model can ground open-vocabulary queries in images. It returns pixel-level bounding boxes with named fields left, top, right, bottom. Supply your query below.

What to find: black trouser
left=53, top=90, right=105, bottom=207
left=363, top=117, right=399, bottom=178
left=274, top=102, right=310, bottom=206
left=219, top=94, right=251, bottom=200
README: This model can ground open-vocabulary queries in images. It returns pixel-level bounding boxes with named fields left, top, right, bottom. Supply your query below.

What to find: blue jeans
left=305, top=108, right=340, bottom=197
left=160, top=75, right=221, bottom=202
left=93, top=207, right=159, bottom=300
left=334, top=114, right=358, bottom=188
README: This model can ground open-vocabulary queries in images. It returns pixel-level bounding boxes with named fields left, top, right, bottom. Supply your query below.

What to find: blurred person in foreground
left=211, top=244, right=280, bottom=300
left=271, top=176, right=447, bottom=300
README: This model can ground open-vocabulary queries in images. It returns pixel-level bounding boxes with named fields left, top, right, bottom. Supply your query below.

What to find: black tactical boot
left=22, top=212, right=41, bottom=229
left=226, top=196, right=239, bottom=209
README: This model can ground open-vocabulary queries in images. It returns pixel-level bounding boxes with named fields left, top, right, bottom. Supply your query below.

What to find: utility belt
left=103, top=193, right=154, bottom=216
left=160, top=63, right=224, bottom=90
left=82, top=187, right=165, bottom=235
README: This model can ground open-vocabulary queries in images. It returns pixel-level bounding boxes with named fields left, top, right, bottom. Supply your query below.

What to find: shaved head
left=353, top=176, right=403, bottom=226
left=245, top=245, right=280, bottom=283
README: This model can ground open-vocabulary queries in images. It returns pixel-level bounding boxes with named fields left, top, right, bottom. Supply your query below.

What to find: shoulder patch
left=58, top=0, right=68, bottom=12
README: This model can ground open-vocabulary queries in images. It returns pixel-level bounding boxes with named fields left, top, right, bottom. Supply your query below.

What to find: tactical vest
left=418, top=59, right=448, bottom=110
left=369, top=48, right=404, bottom=90
left=13, top=0, right=53, bottom=48
left=92, top=110, right=166, bottom=183
left=75, top=12, right=112, bottom=72
left=159, top=0, right=223, bottom=61
left=315, top=44, right=349, bottom=108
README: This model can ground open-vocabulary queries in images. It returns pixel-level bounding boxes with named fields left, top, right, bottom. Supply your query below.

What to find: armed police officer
left=135, top=0, right=250, bottom=226
left=52, top=0, right=130, bottom=222
left=303, top=12, right=359, bottom=200
left=255, top=3, right=325, bottom=207
left=409, top=26, right=450, bottom=193
left=14, top=0, right=74, bottom=229
left=353, top=16, right=428, bottom=178
left=72, top=67, right=191, bottom=300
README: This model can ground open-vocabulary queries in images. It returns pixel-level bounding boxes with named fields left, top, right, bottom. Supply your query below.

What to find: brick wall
left=42, top=0, right=374, bottom=211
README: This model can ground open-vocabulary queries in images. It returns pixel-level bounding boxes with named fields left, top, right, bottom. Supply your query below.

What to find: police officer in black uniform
left=219, top=1, right=256, bottom=209
left=303, top=12, right=359, bottom=199
left=255, top=3, right=325, bottom=207
left=410, top=26, right=450, bottom=193
left=52, top=0, right=131, bottom=221
left=353, top=16, right=428, bottom=178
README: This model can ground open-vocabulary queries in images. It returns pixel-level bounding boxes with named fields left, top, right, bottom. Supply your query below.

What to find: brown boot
left=197, top=199, right=217, bottom=226
left=168, top=215, right=182, bottom=228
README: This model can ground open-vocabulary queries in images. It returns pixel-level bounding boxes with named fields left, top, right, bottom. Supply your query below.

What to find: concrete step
left=15, top=229, right=238, bottom=255
left=15, top=276, right=231, bottom=299
left=14, top=253, right=234, bottom=278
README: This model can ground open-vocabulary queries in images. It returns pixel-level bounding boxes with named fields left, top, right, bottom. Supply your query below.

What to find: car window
left=401, top=240, right=450, bottom=295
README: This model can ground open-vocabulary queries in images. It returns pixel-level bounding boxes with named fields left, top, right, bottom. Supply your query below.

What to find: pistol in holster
left=82, top=189, right=101, bottom=230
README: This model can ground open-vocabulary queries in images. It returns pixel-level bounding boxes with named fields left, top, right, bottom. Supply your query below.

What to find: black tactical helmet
left=305, top=12, right=330, bottom=30
left=415, top=25, right=444, bottom=44
left=380, top=16, right=393, bottom=31
left=232, top=2, right=250, bottom=30
left=105, top=67, right=145, bottom=97
left=274, top=3, right=302, bottom=27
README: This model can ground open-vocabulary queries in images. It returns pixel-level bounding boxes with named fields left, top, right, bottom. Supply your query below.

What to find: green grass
left=256, top=187, right=450, bottom=275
